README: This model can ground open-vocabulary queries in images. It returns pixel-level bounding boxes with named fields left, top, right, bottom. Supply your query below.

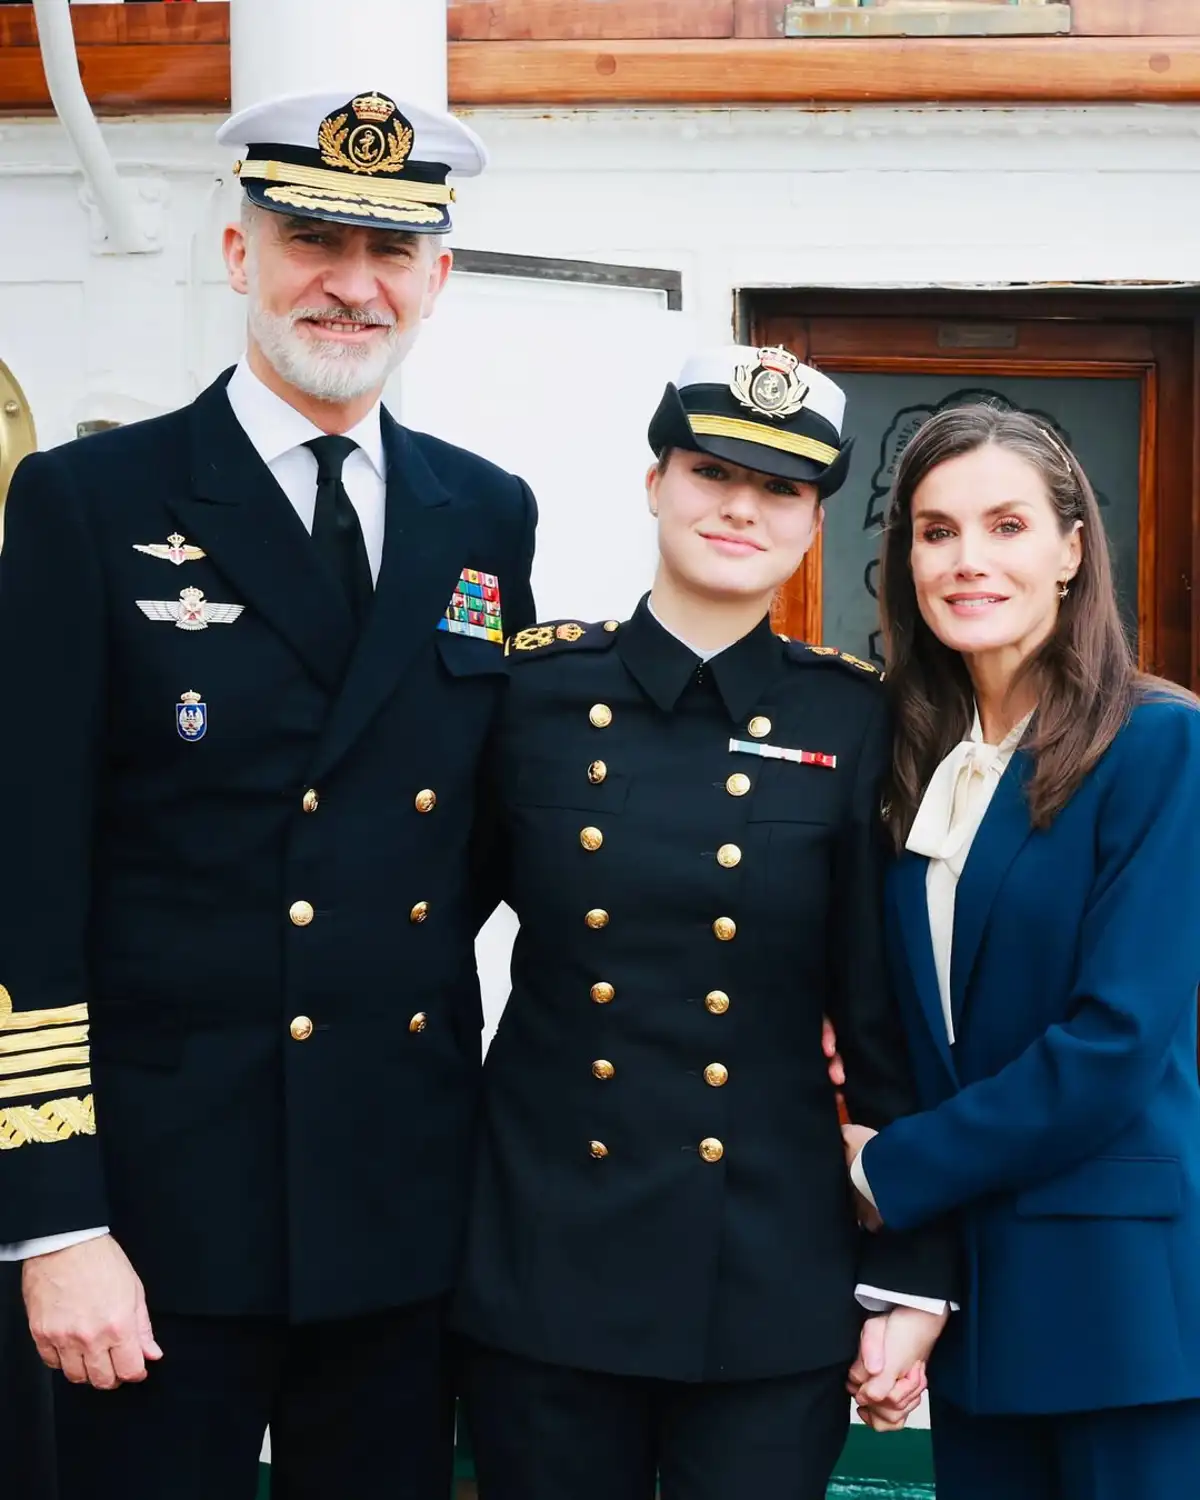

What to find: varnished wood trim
left=447, top=2, right=734, bottom=41
left=0, top=3, right=228, bottom=49
left=1137, top=365, right=1159, bottom=672
left=447, top=38, right=1200, bottom=106
left=4, top=12, right=1200, bottom=113
left=0, top=43, right=230, bottom=114
left=1071, top=1, right=1200, bottom=38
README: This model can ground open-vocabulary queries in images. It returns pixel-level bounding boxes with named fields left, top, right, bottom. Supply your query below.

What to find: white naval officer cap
left=217, top=88, right=488, bottom=235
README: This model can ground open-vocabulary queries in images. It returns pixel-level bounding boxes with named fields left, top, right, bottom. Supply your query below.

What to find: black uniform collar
left=617, top=595, right=786, bottom=722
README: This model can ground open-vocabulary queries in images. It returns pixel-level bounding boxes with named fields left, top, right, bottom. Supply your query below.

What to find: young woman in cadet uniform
left=453, top=346, right=957, bottom=1500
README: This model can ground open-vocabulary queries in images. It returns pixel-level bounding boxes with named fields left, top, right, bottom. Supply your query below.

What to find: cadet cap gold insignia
left=731, top=347, right=810, bottom=421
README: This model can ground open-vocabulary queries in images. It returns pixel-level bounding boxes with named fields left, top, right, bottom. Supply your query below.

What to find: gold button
left=604, top=620, right=619, bottom=633
left=588, top=760, right=608, bottom=785
left=415, top=789, right=437, bottom=814
left=704, top=1062, right=729, bottom=1088
left=409, top=1012, right=428, bottom=1034
left=590, top=1140, right=609, bottom=1158
left=301, top=788, right=319, bottom=814
left=585, top=908, right=610, bottom=930
left=289, top=900, right=314, bottom=927
left=712, top=916, right=737, bottom=942
left=726, top=773, right=751, bottom=797
left=580, top=826, right=604, bottom=852
left=591, top=982, right=615, bottom=1005
left=410, top=901, right=430, bottom=924
left=589, top=704, right=613, bottom=729
left=592, top=1059, right=615, bottom=1081
left=717, top=843, right=742, bottom=869
left=699, top=1137, right=725, bottom=1163
left=705, top=990, right=730, bottom=1015
left=289, top=1015, right=313, bottom=1042
left=747, top=716, right=772, bottom=739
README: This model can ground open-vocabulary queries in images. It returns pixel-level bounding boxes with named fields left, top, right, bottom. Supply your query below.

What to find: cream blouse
left=905, top=707, right=1035, bottom=1044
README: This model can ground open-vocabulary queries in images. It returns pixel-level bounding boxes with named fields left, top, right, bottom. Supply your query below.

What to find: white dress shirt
left=851, top=706, right=1034, bottom=1226
left=0, top=363, right=388, bottom=1264
left=225, top=358, right=387, bottom=582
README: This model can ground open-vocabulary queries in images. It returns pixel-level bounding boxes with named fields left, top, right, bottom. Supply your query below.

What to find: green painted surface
left=256, top=1422, right=935, bottom=1497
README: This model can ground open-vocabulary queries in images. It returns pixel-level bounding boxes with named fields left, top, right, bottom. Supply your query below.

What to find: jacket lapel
left=306, top=411, right=470, bottom=782
left=893, top=850, right=958, bottom=1084
left=168, top=373, right=354, bottom=693
left=949, top=750, right=1035, bottom=1034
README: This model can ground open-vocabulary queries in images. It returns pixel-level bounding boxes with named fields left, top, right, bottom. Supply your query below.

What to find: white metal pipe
left=30, top=0, right=155, bottom=254
left=230, top=0, right=449, bottom=118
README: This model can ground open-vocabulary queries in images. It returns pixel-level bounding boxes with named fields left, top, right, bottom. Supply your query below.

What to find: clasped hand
left=848, top=1306, right=946, bottom=1431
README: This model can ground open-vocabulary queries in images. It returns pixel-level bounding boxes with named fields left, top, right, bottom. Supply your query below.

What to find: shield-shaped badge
left=176, top=689, right=207, bottom=742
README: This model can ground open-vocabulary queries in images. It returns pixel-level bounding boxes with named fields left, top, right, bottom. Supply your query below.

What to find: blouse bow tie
left=905, top=710, right=1032, bottom=875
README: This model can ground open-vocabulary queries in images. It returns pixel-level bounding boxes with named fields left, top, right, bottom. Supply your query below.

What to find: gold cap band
left=238, top=158, right=454, bottom=207
left=688, top=414, right=840, bottom=467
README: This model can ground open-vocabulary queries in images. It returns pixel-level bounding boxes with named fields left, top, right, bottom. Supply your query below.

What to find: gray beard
left=246, top=298, right=419, bottom=403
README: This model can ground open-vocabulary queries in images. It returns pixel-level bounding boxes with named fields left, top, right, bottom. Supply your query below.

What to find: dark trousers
left=931, top=1393, right=1200, bottom=1500
left=461, top=1339, right=849, bottom=1500
left=0, top=1262, right=57, bottom=1500
left=54, top=1300, right=453, bottom=1500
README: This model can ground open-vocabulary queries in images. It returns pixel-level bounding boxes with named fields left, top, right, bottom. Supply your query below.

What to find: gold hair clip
left=1041, top=426, right=1074, bottom=470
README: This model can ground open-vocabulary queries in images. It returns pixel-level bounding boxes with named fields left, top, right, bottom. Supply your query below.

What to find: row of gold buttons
left=289, top=899, right=428, bottom=927
left=582, top=708, right=764, bottom=1165
left=302, top=787, right=438, bottom=815
left=289, top=1010, right=429, bottom=1043
left=589, top=1137, right=725, bottom=1163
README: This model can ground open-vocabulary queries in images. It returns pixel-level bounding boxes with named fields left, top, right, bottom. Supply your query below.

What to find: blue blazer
left=862, top=696, right=1200, bottom=1416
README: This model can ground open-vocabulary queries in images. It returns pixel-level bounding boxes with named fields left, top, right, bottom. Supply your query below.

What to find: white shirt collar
left=225, top=358, right=386, bottom=478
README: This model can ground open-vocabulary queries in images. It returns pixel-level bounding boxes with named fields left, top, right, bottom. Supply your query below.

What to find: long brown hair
left=879, top=403, right=1186, bottom=848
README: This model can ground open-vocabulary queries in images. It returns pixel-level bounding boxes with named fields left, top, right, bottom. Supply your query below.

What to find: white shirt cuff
left=855, top=1284, right=957, bottom=1315
left=0, top=1226, right=109, bottom=1261
left=851, top=1147, right=878, bottom=1208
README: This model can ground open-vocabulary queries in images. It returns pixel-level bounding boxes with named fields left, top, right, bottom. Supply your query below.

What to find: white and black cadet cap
left=648, top=344, right=854, bottom=497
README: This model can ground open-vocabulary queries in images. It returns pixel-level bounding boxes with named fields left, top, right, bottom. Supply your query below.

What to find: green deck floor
left=254, top=1424, right=935, bottom=1497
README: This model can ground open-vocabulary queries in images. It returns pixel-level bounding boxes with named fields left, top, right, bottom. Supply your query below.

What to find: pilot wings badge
left=132, top=533, right=206, bottom=566
left=137, top=587, right=244, bottom=632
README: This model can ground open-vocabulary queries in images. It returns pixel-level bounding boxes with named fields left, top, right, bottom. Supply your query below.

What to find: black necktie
left=305, top=435, right=373, bottom=628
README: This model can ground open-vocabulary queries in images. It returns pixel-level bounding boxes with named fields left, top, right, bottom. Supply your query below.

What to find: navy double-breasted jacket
left=455, top=603, right=957, bottom=1382
left=0, top=371, right=535, bottom=1322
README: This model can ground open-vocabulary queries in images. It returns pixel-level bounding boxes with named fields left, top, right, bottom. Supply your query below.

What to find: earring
left=1057, top=581, right=1070, bottom=600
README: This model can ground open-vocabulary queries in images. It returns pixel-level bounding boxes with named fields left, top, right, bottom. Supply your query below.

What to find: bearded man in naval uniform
left=0, top=86, right=536, bottom=1500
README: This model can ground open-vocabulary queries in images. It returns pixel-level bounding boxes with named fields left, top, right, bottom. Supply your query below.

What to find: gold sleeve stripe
left=0, top=1094, right=95, bottom=1150
left=687, top=415, right=840, bottom=467
left=0, top=1047, right=90, bottom=1079
left=0, top=1025, right=89, bottom=1057
left=0, top=1069, right=91, bottom=1103
left=0, top=1003, right=90, bottom=1033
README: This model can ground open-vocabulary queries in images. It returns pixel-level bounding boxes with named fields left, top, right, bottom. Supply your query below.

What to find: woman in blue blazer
left=842, top=404, right=1200, bottom=1499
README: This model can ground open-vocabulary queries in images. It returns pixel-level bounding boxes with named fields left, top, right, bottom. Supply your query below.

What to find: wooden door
left=749, top=292, right=1199, bottom=693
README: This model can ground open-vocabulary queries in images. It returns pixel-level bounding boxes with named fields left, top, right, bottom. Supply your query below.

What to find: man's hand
left=849, top=1308, right=946, bottom=1431
left=23, top=1234, right=162, bottom=1390
left=821, top=1015, right=845, bottom=1088
left=842, top=1122, right=882, bottom=1230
